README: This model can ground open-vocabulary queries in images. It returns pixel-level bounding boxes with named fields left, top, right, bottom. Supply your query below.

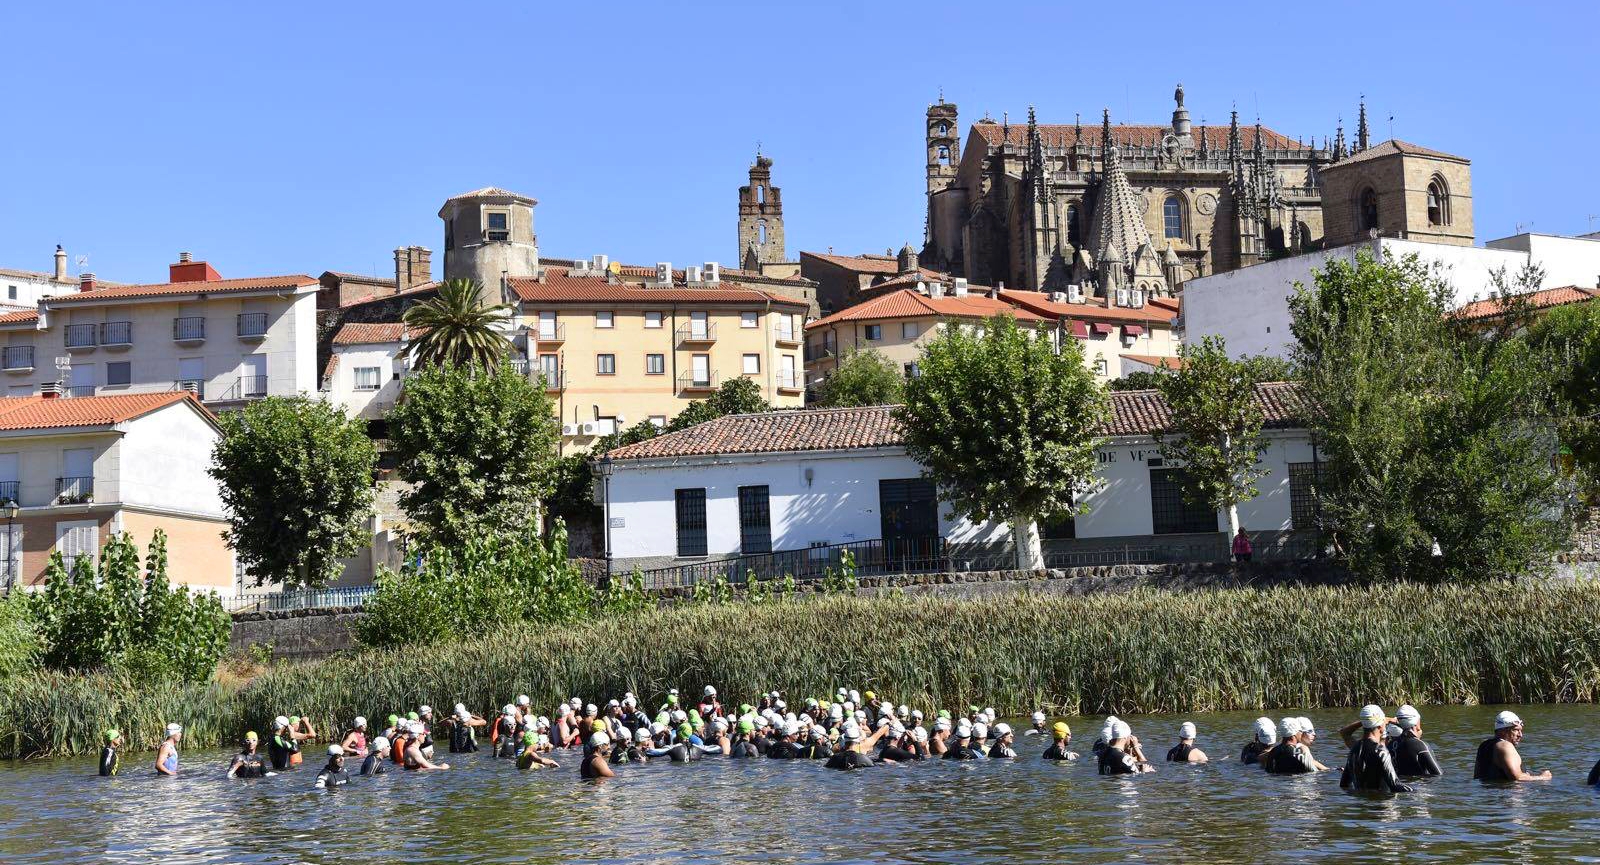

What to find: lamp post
left=2, top=500, right=18, bottom=591
left=595, top=456, right=615, bottom=584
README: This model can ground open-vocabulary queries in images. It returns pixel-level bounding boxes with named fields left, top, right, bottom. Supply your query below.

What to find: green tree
left=1524, top=296, right=1600, bottom=481
left=211, top=396, right=376, bottom=588
left=666, top=377, right=770, bottom=432
left=1110, top=353, right=1296, bottom=392
left=898, top=316, right=1107, bottom=569
left=388, top=363, right=558, bottom=547
left=1154, top=336, right=1268, bottom=538
left=400, top=278, right=513, bottom=369
left=816, top=348, right=905, bottom=406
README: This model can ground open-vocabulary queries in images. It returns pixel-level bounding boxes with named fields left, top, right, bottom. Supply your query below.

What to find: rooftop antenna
left=1388, top=114, right=1395, bottom=140
left=74, top=254, right=88, bottom=271
left=54, top=355, right=71, bottom=389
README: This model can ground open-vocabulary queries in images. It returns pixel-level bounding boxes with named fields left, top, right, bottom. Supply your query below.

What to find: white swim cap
left=912, top=726, right=928, bottom=743
left=956, top=720, right=973, bottom=738
left=829, top=705, right=844, bottom=720
left=372, top=736, right=389, bottom=750
left=327, top=744, right=344, bottom=757
left=570, top=697, right=582, bottom=708
left=1395, top=705, right=1421, bottom=728
left=1297, top=717, right=1315, bottom=735
left=912, top=709, right=924, bottom=721
left=454, top=703, right=466, bottom=713
left=590, top=732, right=611, bottom=748
left=411, top=721, right=427, bottom=734
left=502, top=704, right=516, bottom=715
left=672, top=710, right=687, bottom=723
left=275, top=715, right=290, bottom=728
left=934, top=718, right=951, bottom=732
left=585, top=704, right=597, bottom=716
left=993, top=723, right=1012, bottom=738
left=1384, top=723, right=1402, bottom=739
left=457, top=708, right=472, bottom=722
left=841, top=723, right=862, bottom=742
left=972, top=722, right=989, bottom=740
left=849, top=690, right=861, bottom=704
left=785, top=721, right=802, bottom=737
left=1280, top=717, right=1301, bottom=737
left=354, top=716, right=367, bottom=728
left=1254, top=717, right=1276, bottom=744
left=166, top=723, right=183, bottom=737
left=634, top=728, right=651, bottom=743
left=522, top=715, right=536, bottom=730
left=1494, top=710, right=1523, bottom=730
left=704, top=685, right=717, bottom=697
left=897, top=704, right=910, bottom=718
left=1032, top=711, right=1047, bottom=723
left=650, top=723, right=667, bottom=736
left=516, top=695, right=530, bottom=707
left=1179, top=721, right=1197, bottom=739
left=812, top=724, right=828, bottom=739
left=1111, top=720, right=1131, bottom=740
left=608, top=699, right=620, bottom=708
left=418, top=705, right=432, bottom=716
left=1359, top=704, right=1385, bottom=730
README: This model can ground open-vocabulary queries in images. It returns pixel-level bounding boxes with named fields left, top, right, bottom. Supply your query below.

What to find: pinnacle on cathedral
left=1082, top=145, right=1155, bottom=286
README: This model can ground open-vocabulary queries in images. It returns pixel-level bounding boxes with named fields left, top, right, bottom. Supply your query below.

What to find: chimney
left=78, top=272, right=97, bottom=292
left=394, top=246, right=433, bottom=292
left=40, top=382, right=61, bottom=399
left=54, top=245, right=67, bottom=281
left=169, top=253, right=222, bottom=283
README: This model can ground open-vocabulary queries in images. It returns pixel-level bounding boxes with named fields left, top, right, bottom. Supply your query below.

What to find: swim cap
left=671, top=710, right=687, bottom=724
left=1032, top=711, right=1047, bottom=723
left=244, top=731, right=258, bottom=743
left=704, top=685, right=717, bottom=697
left=806, top=697, right=818, bottom=708
left=785, top=720, right=802, bottom=737
left=712, top=718, right=728, bottom=733
left=935, top=718, right=952, bottom=732
left=570, top=697, right=582, bottom=708
left=590, top=732, right=611, bottom=748
left=1052, top=722, right=1070, bottom=738
left=276, top=716, right=291, bottom=729
left=166, top=723, right=183, bottom=737
left=590, top=719, right=606, bottom=733
left=517, top=695, right=530, bottom=707
left=105, top=729, right=120, bottom=743
left=1111, top=720, right=1131, bottom=740
left=454, top=703, right=466, bottom=713
left=387, top=714, right=399, bottom=727
left=1280, top=717, right=1300, bottom=738
left=1395, top=705, right=1421, bottom=729
left=1254, top=717, right=1276, bottom=744
left=372, top=736, right=389, bottom=750
left=938, top=709, right=951, bottom=720
left=864, top=691, right=876, bottom=701
left=354, top=716, right=367, bottom=728
left=912, top=710, right=924, bottom=721
left=406, top=712, right=419, bottom=721
left=666, top=694, right=679, bottom=706
left=911, top=726, right=928, bottom=743
left=503, top=704, right=516, bottom=715
left=984, top=707, right=996, bottom=721
left=676, top=722, right=692, bottom=740
left=327, top=744, right=344, bottom=757
left=635, top=728, right=651, bottom=743
left=955, top=720, right=972, bottom=738
left=290, top=716, right=300, bottom=724
left=1494, top=710, right=1523, bottom=730
left=668, top=688, right=679, bottom=696
left=841, top=723, right=862, bottom=742
left=458, top=708, right=472, bottom=723
left=1296, top=718, right=1315, bottom=736
left=1179, top=721, right=1197, bottom=739
left=522, top=731, right=537, bottom=746
left=968, top=705, right=980, bottom=715
left=992, top=723, right=1012, bottom=738
left=849, top=690, right=861, bottom=704
left=1359, top=704, right=1385, bottom=730
left=1384, top=723, right=1402, bottom=739
left=418, top=706, right=431, bottom=716
left=523, top=716, right=536, bottom=730
left=651, top=722, right=668, bottom=736
left=607, top=699, right=620, bottom=709
left=688, top=709, right=701, bottom=722
left=585, top=703, right=597, bottom=716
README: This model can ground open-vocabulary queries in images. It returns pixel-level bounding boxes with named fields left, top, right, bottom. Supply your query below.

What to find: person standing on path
left=1232, top=528, right=1253, bottom=563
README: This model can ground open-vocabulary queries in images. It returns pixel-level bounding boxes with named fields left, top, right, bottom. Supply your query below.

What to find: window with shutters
left=738, top=485, right=772, bottom=554
left=0, top=523, right=19, bottom=583
left=1149, top=468, right=1217, bottom=534
left=674, top=488, right=707, bottom=557
left=55, top=520, right=99, bottom=570
left=1288, top=462, right=1324, bottom=531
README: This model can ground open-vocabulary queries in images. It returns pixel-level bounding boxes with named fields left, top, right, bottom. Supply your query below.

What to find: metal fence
left=633, top=537, right=1019, bottom=591
left=1043, top=531, right=1322, bottom=568
left=224, top=585, right=376, bottom=614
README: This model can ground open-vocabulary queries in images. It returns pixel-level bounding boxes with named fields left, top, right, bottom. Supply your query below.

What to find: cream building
left=997, top=287, right=1181, bottom=381
left=0, top=254, right=318, bottom=406
left=0, top=391, right=233, bottom=595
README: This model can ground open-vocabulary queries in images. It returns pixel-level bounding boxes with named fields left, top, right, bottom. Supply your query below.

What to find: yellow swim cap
left=591, top=719, right=606, bottom=733
left=245, top=731, right=259, bottom=742
left=1052, top=722, right=1070, bottom=737
left=864, top=691, right=876, bottom=701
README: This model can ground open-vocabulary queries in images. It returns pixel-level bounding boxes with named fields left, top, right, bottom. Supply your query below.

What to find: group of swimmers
left=97, top=687, right=1599, bottom=791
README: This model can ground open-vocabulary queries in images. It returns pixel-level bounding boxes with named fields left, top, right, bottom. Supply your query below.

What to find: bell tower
left=926, top=96, right=960, bottom=196
left=737, top=152, right=785, bottom=269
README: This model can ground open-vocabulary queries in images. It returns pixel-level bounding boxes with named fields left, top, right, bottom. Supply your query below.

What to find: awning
left=1092, top=322, right=1114, bottom=335
left=1070, top=320, right=1090, bottom=338
left=1122, top=324, right=1145, bottom=337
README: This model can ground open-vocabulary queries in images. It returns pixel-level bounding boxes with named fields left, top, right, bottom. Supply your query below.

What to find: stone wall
left=231, top=607, right=363, bottom=661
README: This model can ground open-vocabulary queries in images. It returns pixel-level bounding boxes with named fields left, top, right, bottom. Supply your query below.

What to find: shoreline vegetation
left=5, top=581, right=1600, bottom=759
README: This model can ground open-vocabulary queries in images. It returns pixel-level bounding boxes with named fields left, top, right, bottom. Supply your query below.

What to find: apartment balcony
left=173, top=317, right=206, bottom=343
left=803, top=343, right=835, bottom=363
left=63, top=386, right=97, bottom=398
left=533, top=323, right=566, bottom=345
left=237, top=313, right=268, bottom=340
left=1, top=346, right=34, bottom=373
left=99, top=321, right=132, bottom=347
left=677, top=370, right=718, bottom=393
left=676, top=322, right=717, bottom=345
left=64, top=323, right=98, bottom=351
left=774, top=327, right=801, bottom=348
left=776, top=370, right=803, bottom=395
left=218, top=375, right=268, bottom=401
left=0, top=480, right=17, bottom=505
left=510, top=358, right=530, bottom=375
left=538, top=369, right=566, bottom=392
left=56, top=476, right=93, bottom=504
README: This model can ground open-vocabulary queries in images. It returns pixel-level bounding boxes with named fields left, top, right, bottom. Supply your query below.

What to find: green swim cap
left=522, top=731, right=537, bottom=746
left=655, top=710, right=669, bottom=724
left=967, top=705, right=979, bottom=715
left=104, top=729, right=119, bottom=743
left=407, top=712, right=419, bottom=721
left=739, top=719, right=755, bottom=734
left=938, top=710, right=951, bottom=719
left=688, top=709, right=701, bottom=722
left=667, top=694, right=679, bottom=706
left=740, top=703, right=753, bottom=713
left=387, top=714, right=399, bottom=727
left=289, top=716, right=300, bottom=724
left=677, top=722, right=693, bottom=739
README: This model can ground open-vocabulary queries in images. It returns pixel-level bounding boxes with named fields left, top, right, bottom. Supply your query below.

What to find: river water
left=2, top=704, right=1597, bottom=864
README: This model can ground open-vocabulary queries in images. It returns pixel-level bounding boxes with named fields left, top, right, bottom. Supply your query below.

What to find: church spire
left=1027, top=105, right=1048, bottom=204
left=1333, top=117, right=1347, bottom=160
left=1227, top=109, right=1242, bottom=174
left=1101, top=108, right=1113, bottom=169
left=1356, top=97, right=1370, bottom=152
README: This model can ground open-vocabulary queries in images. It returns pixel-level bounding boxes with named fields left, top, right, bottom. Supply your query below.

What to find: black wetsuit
left=449, top=721, right=478, bottom=753
left=1388, top=732, right=1441, bottom=777
left=268, top=736, right=293, bottom=771
left=1340, top=738, right=1413, bottom=793
left=988, top=742, right=1017, bottom=759
left=942, top=742, right=982, bottom=761
left=494, top=718, right=518, bottom=759
left=751, top=734, right=772, bottom=756
left=1473, top=737, right=1513, bottom=781
left=1240, top=741, right=1271, bottom=766
left=1042, top=742, right=1075, bottom=761
left=232, top=752, right=268, bottom=778
left=1263, top=741, right=1317, bottom=775
left=1167, top=742, right=1194, bottom=763
left=359, top=753, right=386, bottom=775
left=730, top=740, right=759, bottom=758
left=99, top=741, right=119, bottom=777
left=1587, top=758, right=1600, bottom=786
left=1097, top=745, right=1139, bottom=775
left=767, top=740, right=802, bottom=759
left=809, top=738, right=834, bottom=760
left=825, top=750, right=875, bottom=770
left=314, top=765, right=350, bottom=788
left=881, top=744, right=919, bottom=762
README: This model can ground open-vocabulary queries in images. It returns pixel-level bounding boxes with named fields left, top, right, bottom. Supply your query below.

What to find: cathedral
left=923, top=86, right=1379, bottom=300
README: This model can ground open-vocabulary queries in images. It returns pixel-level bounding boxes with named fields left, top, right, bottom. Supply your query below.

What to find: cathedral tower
left=737, top=153, right=785, bottom=269
left=926, top=97, right=960, bottom=197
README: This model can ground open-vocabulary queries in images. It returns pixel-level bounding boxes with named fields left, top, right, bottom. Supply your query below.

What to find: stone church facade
left=923, top=86, right=1385, bottom=300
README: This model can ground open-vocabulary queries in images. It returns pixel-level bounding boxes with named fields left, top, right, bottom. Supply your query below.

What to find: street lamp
left=2, top=500, right=18, bottom=591
left=594, top=456, right=615, bottom=584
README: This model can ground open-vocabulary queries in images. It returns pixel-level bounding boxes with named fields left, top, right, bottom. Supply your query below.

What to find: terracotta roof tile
left=800, top=251, right=903, bottom=274
left=807, top=288, right=1049, bottom=328
left=47, top=275, right=317, bottom=305
left=608, top=382, right=1304, bottom=460
left=0, top=392, right=209, bottom=431
left=1323, top=139, right=1468, bottom=170
left=332, top=322, right=411, bottom=345
left=511, top=267, right=807, bottom=307
left=972, top=123, right=1307, bottom=152
left=0, top=310, right=40, bottom=326
left=999, top=289, right=1177, bottom=325
left=445, top=186, right=536, bottom=203
left=1119, top=354, right=1186, bottom=371
left=322, top=354, right=339, bottom=388
left=339, top=281, right=440, bottom=309
left=1453, top=286, right=1598, bottom=322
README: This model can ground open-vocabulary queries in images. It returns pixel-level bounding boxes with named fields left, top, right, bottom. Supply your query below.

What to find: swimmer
left=767, top=721, right=804, bottom=759
left=268, top=716, right=297, bottom=770
left=513, top=695, right=532, bottom=726
left=988, top=723, right=1018, bottom=759
left=877, top=720, right=920, bottom=762
left=494, top=706, right=520, bottom=759
left=403, top=722, right=450, bottom=770
left=1092, top=716, right=1119, bottom=757
left=98, top=729, right=123, bottom=777
left=1339, top=705, right=1412, bottom=794
left=941, top=720, right=986, bottom=760
left=340, top=717, right=369, bottom=759
left=1097, top=719, right=1154, bottom=775
left=1383, top=705, right=1442, bottom=777
left=518, top=732, right=560, bottom=770
left=287, top=715, right=316, bottom=767
left=1240, top=717, right=1275, bottom=765
left=971, top=721, right=991, bottom=755
left=806, top=724, right=835, bottom=760
left=699, top=686, right=722, bottom=719
left=825, top=721, right=890, bottom=770
left=1473, top=711, right=1550, bottom=782
left=1025, top=711, right=1048, bottom=736
left=1263, top=717, right=1329, bottom=774
left=156, top=723, right=181, bottom=776
left=729, top=719, right=760, bottom=758
left=448, top=705, right=486, bottom=754
left=360, top=737, right=389, bottom=775
left=1166, top=721, right=1208, bottom=764
left=314, top=744, right=349, bottom=789
left=1042, top=722, right=1077, bottom=761
left=228, top=732, right=273, bottom=778
left=416, top=706, right=436, bottom=759
left=582, top=732, right=616, bottom=779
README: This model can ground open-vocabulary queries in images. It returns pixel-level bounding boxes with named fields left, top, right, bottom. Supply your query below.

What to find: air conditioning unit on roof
left=685, top=265, right=704, bottom=284
left=1049, top=291, right=1067, bottom=303
left=591, top=255, right=610, bottom=273
left=952, top=277, right=969, bottom=297
left=702, top=262, right=721, bottom=283
left=1115, top=288, right=1129, bottom=307
left=570, top=260, right=590, bottom=274
left=1067, top=285, right=1085, bottom=304
left=654, top=262, right=672, bottom=284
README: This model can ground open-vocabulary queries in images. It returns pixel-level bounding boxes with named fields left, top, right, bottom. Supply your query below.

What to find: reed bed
left=6, top=581, right=1600, bottom=758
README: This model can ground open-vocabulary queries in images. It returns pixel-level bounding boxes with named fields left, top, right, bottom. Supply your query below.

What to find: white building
left=601, top=385, right=1314, bottom=574
left=0, top=246, right=107, bottom=313
left=322, top=323, right=411, bottom=421
left=1182, top=232, right=1600, bottom=359
left=0, top=254, right=319, bottom=406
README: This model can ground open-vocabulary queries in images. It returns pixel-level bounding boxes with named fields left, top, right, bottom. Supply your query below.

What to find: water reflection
left=0, top=704, right=1597, bottom=864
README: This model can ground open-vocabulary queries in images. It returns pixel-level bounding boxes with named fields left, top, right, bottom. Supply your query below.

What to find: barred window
left=1288, top=462, right=1324, bottom=531
left=1150, top=468, right=1217, bottom=534
left=675, top=488, right=707, bottom=557
left=738, top=485, right=771, bottom=554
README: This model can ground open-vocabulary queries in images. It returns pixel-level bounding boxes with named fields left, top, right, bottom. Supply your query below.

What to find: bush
left=0, top=594, right=40, bottom=679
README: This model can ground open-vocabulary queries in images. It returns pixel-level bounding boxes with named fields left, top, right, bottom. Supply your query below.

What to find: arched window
left=757, top=184, right=766, bottom=204
left=1162, top=195, right=1185, bottom=240
left=938, top=122, right=949, bottom=136
left=1066, top=203, right=1082, bottom=246
left=1426, top=176, right=1449, bottom=226
left=1359, top=188, right=1379, bottom=231
left=937, top=146, right=951, bottom=166
left=757, top=219, right=768, bottom=245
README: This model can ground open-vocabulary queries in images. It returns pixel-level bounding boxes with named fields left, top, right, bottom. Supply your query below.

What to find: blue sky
left=2, top=1, right=1596, bottom=284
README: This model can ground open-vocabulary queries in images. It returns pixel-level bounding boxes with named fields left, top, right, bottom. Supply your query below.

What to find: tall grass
left=6, top=581, right=1600, bottom=758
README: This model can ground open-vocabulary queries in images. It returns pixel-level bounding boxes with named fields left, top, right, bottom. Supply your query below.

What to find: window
left=55, top=520, right=99, bottom=570
left=1288, top=462, right=1324, bottom=531
left=6, top=286, right=15, bottom=301
left=901, top=321, right=920, bottom=339
left=648, top=415, right=667, bottom=429
left=0, top=521, right=18, bottom=577
left=595, top=311, right=614, bottom=329
left=354, top=367, right=382, bottom=391
left=1040, top=512, right=1076, bottom=540
left=689, top=311, right=709, bottom=339
left=757, top=220, right=768, bottom=245
left=486, top=211, right=509, bottom=241
left=937, top=122, right=948, bottom=136
left=1067, top=203, right=1082, bottom=247
left=645, top=353, right=665, bottom=375
left=596, top=354, right=616, bottom=375
left=1093, top=357, right=1108, bottom=376
left=105, top=361, right=130, bottom=387
left=904, top=361, right=920, bottom=379
left=738, top=485, right=772, bottom=554
left=675, top=488, right=708, bottom=557
left=741, top=311, right=759, bottom=329
left=1359, top=188, right=1379, bottom=232
left=742, top=353, right=760, bottom=375
left=644, top=311, right=664, bottom=329
left=1163, top=195, right=1185, bottom=240
left=780, top=355, right=797, bottom=389
left=777, top=313, right=795, bottom=341
left=8, top=385, right=31, bottom=397
left=879, top=478, right=938, bottom=545
left=1150, top=468, right=1218, bottom=534
left=538, top=311, right=559, bottom=339
left=865, top=324, right=883, bottom=341
left=1426, top=176, right=1450, bottom=226
left=937, top=146, right=951, bottom=165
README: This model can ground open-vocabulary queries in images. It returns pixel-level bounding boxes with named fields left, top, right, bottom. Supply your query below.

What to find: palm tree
left=400, top=278, right=513, bottom=370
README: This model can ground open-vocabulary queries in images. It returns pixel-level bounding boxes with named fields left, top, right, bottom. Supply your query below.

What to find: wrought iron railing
left=173, top=317, right=206, bottom=341
left=237, top=313, right=268, bottom=338
left=0, top=481, right=18, bottom=505
left=776, top=370, right=800, bottom=390
left=56, top=476, right=93, bottom=502
left=64, top=323, right=98, bottom=348
left=677, top=370, right=718, bottom=392
left=63, top=385, right=96, bottom=398
left=227, top=375, right=268, bottom=400
left=100, top=321, right=133, bottom=345
left=632, top=536, right=1018, bottom=590
left=1, top=345, right=33, bottom=371
left=676, top=322, right=717, bottom=343
left=223, top=585, right=377, bottom=613
left=534, top=323, right=566, bottom=343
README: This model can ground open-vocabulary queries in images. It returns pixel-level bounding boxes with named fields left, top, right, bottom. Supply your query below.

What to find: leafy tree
left=1290, top=251, right=1571, bottom=582
left=1523, top=295, right=1600, bottom=481
left=1110, top=353, right=1296, bottom=392
left=211, top=397, right=376, bottom=589
left=401, top=278, right=513, bottom=369
left=816, top=348, right=905, bottom=406
left=898, top=316, right=1107, bottom=569
left=388, top=363, right=558, bottom=547
left=1108, top=370, right=1167, bottom=391
left=1154, top=336, right=1268, bottom=538
left=666, top=377, right=770, bottom=432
